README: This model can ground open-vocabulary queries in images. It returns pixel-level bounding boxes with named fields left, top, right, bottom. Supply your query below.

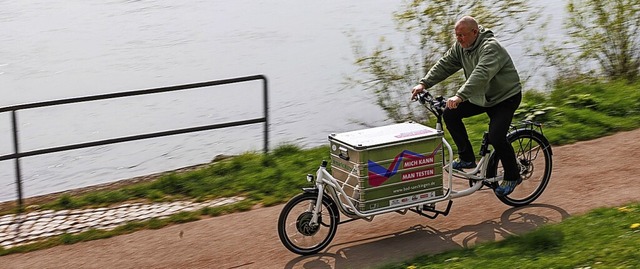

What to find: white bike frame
left=307, top=135, right=504, bottom=226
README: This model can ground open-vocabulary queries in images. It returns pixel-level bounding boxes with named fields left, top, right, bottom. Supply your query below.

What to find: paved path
left=0, top=197, right=244, bottom=248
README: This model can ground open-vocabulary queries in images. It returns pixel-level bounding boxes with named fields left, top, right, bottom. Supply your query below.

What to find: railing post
left=262, top=76, right=269, bottom=154
left=11, top=111, right=24, bottom=213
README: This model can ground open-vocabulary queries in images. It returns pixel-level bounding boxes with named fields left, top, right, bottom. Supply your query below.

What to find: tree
left=564, top=0, right=640, bottom=82
left=347, top=1, right=542, bottom=123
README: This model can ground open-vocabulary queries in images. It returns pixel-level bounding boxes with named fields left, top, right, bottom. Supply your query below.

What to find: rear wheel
left=487, top=129, right=552, bottom=207
left=277, top=192, right=339, bottom=255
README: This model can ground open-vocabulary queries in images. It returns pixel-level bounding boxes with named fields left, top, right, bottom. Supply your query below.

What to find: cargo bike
left=277, top=92, right=553, bottom=255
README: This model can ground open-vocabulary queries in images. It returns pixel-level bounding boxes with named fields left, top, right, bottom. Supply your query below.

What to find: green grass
left=22, top=144, right=327, bottom=213
left=379, top=203, right=640, bottom=269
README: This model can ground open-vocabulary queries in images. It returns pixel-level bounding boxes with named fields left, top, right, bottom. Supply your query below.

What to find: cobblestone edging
left=0, top=197, right=244, bottom=249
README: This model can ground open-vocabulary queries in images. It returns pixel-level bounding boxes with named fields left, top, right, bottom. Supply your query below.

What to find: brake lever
left=418, top=92, right=432, bottom=105
left=417, top=94, right=426, bottom=104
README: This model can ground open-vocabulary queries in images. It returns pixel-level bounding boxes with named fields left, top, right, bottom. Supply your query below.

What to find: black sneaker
left=452, top=159, right=477, bottom=170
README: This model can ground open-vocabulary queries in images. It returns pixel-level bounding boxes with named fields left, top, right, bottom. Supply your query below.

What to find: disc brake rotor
left=519, top=159, right=534, bottom=179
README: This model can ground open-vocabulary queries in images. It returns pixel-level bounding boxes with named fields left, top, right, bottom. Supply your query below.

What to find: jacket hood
left=464, top=25, right=494, bottom=52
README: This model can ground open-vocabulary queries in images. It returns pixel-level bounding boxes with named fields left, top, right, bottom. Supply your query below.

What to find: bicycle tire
left=487, top=129, right=553, bottom=207
left=277, top=192, right=340, bottom=255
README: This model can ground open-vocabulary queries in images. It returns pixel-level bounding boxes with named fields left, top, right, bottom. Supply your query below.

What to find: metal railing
left=0, top=74, right=269, bottom=212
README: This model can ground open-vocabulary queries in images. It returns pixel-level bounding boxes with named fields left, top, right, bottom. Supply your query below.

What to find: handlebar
left=412, top=91, right=446, bottom=118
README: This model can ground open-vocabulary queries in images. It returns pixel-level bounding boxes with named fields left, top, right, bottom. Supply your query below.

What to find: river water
left=0, top=0, right=566, bottom=201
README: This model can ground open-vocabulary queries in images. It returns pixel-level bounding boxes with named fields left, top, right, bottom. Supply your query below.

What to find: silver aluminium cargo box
left=328, top=122, right=445, bottom=212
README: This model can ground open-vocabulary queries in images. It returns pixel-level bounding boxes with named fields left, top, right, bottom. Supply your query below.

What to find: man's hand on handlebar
left=446, top=95, right=463, bottom=109
left=411, top=84, right=426, bottom=101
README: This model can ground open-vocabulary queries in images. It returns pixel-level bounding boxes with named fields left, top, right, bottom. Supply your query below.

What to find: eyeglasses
left=454, top=30, right=476, bottom=39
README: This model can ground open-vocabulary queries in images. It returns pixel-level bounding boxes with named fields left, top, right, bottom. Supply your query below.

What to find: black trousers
left=443, top=92, right=522, bottom=181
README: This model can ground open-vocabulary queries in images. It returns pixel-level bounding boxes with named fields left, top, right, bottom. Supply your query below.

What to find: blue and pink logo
left=367, top=145, right=441, bottom=187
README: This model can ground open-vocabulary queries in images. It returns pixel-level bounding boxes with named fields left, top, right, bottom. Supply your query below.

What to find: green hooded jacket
left=419, top=26, right=521, bottom=107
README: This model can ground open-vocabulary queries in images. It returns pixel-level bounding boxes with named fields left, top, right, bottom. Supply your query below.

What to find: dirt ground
left=1, top=129, right=639, bottom=269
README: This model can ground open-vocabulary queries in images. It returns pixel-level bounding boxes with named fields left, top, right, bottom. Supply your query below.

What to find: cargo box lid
left=329, top=122, right=441, bottom=149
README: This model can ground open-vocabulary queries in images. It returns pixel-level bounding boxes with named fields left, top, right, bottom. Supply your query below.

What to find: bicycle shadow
left=283, top=203, right=571, bottom=269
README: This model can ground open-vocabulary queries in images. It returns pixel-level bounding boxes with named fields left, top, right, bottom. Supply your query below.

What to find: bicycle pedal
left=481, top=180, right=494, bottom=188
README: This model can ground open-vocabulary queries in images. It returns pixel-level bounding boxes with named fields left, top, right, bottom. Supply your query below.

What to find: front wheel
left=277, top=192, right=340, bottom=255
left=487, top=129, right=553, bottom=207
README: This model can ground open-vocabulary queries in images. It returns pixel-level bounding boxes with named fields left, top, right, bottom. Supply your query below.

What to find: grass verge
left=379, top=203, right=640, bottom=269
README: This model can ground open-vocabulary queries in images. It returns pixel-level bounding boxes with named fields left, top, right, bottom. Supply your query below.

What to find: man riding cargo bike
left=411, top=15, right=523, bottom=196
left=277, top=16, right=552, bottom=255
